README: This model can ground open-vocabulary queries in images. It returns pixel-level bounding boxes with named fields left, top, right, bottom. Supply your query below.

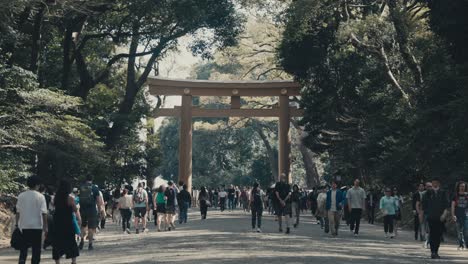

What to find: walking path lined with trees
left=0, top=209, right=465, bottom=264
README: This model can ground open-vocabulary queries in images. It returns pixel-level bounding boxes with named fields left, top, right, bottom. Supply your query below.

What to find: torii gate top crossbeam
left=148, top=77, right=301, bottom=97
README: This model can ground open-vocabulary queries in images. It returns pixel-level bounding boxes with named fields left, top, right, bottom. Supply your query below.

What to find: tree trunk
left=252, top=123, right=278, bottom=183
left=61, top=24, right=73, bottom=91
left=292, top=121, right=320, bottom=188
left=30, top=3, right=46, bottom=74
left=387, top=0, right=423, bottom=89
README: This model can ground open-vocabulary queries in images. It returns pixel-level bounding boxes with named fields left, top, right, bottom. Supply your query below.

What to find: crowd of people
left=13, top=174, right=467, bottom=263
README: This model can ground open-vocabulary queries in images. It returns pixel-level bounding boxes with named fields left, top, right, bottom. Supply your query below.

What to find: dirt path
left=0, top=209, right=466, bottom=264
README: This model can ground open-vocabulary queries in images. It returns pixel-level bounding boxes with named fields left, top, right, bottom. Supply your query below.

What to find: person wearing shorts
left=133, top=183, right=148, bottom=234
left=78, top=176, right=103, bottom=250
left=275, top=174, right=292, bottom=234
left=165, top=181, right=177, bottom=230
left=154, top=185, right=167, bottom=231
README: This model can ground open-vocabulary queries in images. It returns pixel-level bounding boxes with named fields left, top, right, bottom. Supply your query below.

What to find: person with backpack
left=78, top=176, right=103, bottom=250
left=133, top=182, right=149, bottom=234
left=250, top=182, right=264, bottom=233
left=165, top=181, right=177, bottom=230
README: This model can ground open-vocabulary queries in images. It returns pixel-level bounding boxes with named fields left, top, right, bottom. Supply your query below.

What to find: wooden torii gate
left=148, top=77, right=303, bottom=192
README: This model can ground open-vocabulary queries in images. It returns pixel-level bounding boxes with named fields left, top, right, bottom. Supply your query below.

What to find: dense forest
left=1, top=0, right=467, bottom=193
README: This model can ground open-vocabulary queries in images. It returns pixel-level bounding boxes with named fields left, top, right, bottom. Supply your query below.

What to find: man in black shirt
left=412, top=183, right=425, bottom=241
left=275, top=174, right=292, bottom=234
left=177, top=184, right=192, bottom=224
left=421, top=178, right=450, bottom=259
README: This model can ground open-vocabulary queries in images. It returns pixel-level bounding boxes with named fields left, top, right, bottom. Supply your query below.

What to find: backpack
left=134, top=189, right=145, bottom=203
left=252, top=189, right=262, bottom=208
left=79, top=183, right=95, bottom=208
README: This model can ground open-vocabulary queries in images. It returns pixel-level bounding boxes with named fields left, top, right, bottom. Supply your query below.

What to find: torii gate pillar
left=178, top=95, right=192, bottom=191
left=279, top=95, right=291, bottom=183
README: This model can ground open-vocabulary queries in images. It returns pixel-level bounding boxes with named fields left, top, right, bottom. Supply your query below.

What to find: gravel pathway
left=0, top=209, right=466, bottom=264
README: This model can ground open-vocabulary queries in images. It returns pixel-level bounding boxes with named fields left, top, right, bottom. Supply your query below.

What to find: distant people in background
left=199, top=187, right=210, bottom=219
left=291, top=184, right=301, bottom=228
left=145, top=183, right=154, bottom=223
left=417, top=181, right=433, bottom=249
left=78, top=175, right=103, bottom=250
left=165, top=181, right=177, bottom=230
left=235, top=186, right=241, bottom=209
left=451, top=181, right=467, bottom=250
left=380, top=188, right=397, bottom=238
left=117, top=189, right=132, bottom=234
left=177, top=184, right=191, bottom=224
left=16, top=176, right=48, bottom=264
left=392, top=188, right=403, bottom=237
left=227, top=185, right=235, bottom=211
left=422, top=177, right=450, bottom=259
left=347, top=179, right=366, bottom=237
left=250, top=182, right=264, bottom=233
left=366, top=189, right=378, bottom=224
left=326, top=180, right=345, bottom=237
left=309, top=188, right=318, bottom=220
left=341, top=186, right=350, bottom=226
left=133, top=182, right=149, bottom=234
left=240, top=188, right=250, bottom=212
left=219, top=188, right=227, bottom=212
left=213, top=189, right=219, bottom=209
left=154, top=185, right=167, bottom=232
left=300, top=189, right=308, bottom=214
left=52, top=180, right=80, bottom=264
left=315, top=186, right=328, bottom=231
left=111, top=188, right=121, bottom=224
left=412, top=183, right=425, bottom=241
left=275, top=174, right=292, bottom=234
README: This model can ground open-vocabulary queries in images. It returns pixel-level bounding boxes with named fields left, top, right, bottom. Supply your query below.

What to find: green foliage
left=279, top=0, right=468, bottom=191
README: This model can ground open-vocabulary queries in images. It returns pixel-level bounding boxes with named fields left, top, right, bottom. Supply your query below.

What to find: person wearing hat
left=379, top=188, right=398, bottom=238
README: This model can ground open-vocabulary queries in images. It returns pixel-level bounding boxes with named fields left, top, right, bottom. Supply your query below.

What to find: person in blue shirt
left=380, top=188, right=398, bottom=238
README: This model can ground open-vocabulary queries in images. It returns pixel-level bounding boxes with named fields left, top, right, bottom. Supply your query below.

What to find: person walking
left=227, top=185, right=236, bottom=211
left=250, top=182, right=264, bottom=232
left=316, top=186, right=328, bottom=231
left=291, top=184, right=301, bottom=228
left=392, top=188, right=404, bottom=237
left=412, top=183, right=425, bottom=241
left=51, top=180, right=80, bottom=264
left=275, top=175, right=292, bottom=234
left=421, top=177, right=450, bottom=259
left=78, top=176, right=103, bottom=250
left=451, top=181, right=467, bottom=250
left=199, top=187, right=210, bottom=219
left=347, top=179, right=366, bottom=237
left=177, top=184, right=191, bottom=224
left=133, top=182, right=149, bottom=234
left=15, top=176, right=48, bottom=264
left=154, top=185, right=167, bottom=232
left=380, top=188, right=397, bottom=238
left=366, top=189, right=378, bottom=224
left=326, top=180, right=345, bottom=237
left=417, top=182, right=433, bottom=248
left=219, top=188, right=227, bottom=212
left=165, top=181, right=177, bottom=230
left=117, top=189, right=133, bottom=234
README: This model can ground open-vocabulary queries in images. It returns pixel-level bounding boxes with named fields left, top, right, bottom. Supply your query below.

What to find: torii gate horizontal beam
left=153, top=107, right=304, bottom=118
left=148, top=77, right=301, bottom=96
